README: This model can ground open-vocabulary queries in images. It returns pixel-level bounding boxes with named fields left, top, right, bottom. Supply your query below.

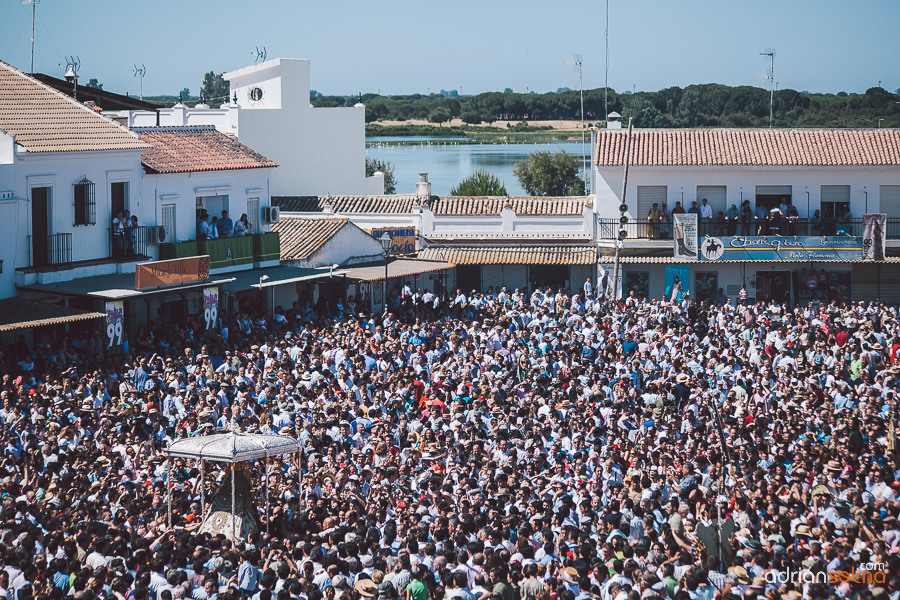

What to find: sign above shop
left=135, top=256, right=210, bottom=289
left=368, top=228, right=417, bottom=255
left=698, top=236, right=863, bottom=261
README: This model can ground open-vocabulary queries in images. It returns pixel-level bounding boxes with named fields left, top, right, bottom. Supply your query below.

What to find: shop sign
left=135, top=256, right=210, bottom=289
left=368, top=228, right=417, bottom=255
left=698, top=236, right=863, bottom=261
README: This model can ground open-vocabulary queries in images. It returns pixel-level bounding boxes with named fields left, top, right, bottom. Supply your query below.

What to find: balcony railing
left=598, top=218, right=900, bottom=240
left=29, top=233, right=72, bottom=267
left=109, top=226, right=148, bottom=261
left=158, top=232, right=280, bottom=268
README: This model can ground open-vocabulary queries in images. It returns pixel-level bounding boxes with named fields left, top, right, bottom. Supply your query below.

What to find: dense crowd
left=2, top=283, right=899, bottom=600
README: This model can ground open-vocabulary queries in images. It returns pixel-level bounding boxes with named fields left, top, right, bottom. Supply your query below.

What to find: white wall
left=281, top=222, right=384, bottom=269
left=420, top=206, right=594, bottom=240
left=594, top=166, right=900, bottom=219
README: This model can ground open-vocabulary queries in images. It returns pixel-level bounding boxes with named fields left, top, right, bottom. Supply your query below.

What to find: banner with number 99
left=105, top=301, right=125, bottom=351
left=203, top=287, right=219, bottom=331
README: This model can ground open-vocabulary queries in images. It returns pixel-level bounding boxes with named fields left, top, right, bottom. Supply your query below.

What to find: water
left=365, top=137, right=587, bottom=196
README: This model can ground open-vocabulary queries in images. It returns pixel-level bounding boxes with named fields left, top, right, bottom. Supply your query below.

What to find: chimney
left=416, top=173, right=431, bottom=199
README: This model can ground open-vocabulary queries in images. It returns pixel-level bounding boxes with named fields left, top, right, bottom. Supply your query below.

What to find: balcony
left=109, top=226, right=149, bottom=261
left=598, top=218, right=900, bottom=240
left=158, top=232, right=280, bottom=270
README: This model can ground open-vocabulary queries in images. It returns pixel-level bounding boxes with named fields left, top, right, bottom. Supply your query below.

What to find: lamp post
left=379, top=232, right=392, bottom=312
left=259, top=274, right=270, bottom=315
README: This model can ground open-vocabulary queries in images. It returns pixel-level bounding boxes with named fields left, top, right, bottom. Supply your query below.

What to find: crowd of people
left=2, top=282, right=899, bottom=600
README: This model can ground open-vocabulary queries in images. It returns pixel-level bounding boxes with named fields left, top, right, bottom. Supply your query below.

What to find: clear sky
left=2, top=0, right=898, bottom=98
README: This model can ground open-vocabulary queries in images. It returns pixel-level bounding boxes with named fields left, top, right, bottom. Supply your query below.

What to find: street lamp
left=259, top=274, right=270, bottom=314
left=379, top=232, right=392, bottom=311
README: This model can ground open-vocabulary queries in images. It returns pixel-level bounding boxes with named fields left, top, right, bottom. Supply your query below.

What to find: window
left=161, top=204, right=176, bottom=243
left=246, top=198, right=259, bottom=233
left=249, top=87, right=263, bottom=101
left=74, top=177, right=96, bottom=225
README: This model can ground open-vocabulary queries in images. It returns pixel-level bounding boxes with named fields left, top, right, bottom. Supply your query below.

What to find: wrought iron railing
left=598, top=218, right=900, bottom=240
left=29, top=233, right=72, bottom=267
left=109, top=226, right=148, bottom=260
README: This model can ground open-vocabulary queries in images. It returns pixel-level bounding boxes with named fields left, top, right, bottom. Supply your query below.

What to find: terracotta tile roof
left=0, top=298, right=105, bottom=331
left=419, top=245, right=596, bottom=265
left=595, top=128, right=900, bottom=167
left=273, top=195, right=419, bottom=214
left=272, top=217, right=349, bottom=260
left=135, top=126, right=277, bottom=174
left=431, top=196, right=592, bottom=216
left=597, top=255, right=900, bottom=264
left=0, top=61, right=149, bottom=153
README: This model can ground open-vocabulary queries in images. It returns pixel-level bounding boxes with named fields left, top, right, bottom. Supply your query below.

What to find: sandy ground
left=374, top=119, right=587, bottom=131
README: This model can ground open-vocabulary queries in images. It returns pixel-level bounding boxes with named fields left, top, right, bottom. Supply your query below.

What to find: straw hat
left=676, top=373, right=690, bottom=384
left=795, top=524, right=812, bottom=537
left=825, top=460, right=842, bottom=472
left=355, top=580, right=378, bottom=598
left=560, top=567, right=580, bottom=584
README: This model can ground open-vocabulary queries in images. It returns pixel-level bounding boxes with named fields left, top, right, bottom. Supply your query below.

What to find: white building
left=591, top=128, right=900, bottom=303
left=106, top=58, right=383, bottom=197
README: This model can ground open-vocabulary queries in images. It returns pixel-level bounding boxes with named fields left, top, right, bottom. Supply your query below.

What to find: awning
left=340, top=259, right=453, bottom=282
left=18, top=272, right=235, bottom=299
left=419, top=245, right=596, bottom=265
left=597, top=256, right=900, bottom=264
left=0, top=298, right=105, bottom=331
left=221, top=265, right=345, bottom=292
left=167, top=432, right=301, bottom=463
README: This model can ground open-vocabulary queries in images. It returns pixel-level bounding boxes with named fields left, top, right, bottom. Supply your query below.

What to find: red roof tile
left=135, top=126, right=277, bottom=174
left=595, top=128, right=900, bottom=167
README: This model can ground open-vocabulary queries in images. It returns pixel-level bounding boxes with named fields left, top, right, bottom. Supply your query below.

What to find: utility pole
left=611, top=118, right=633, bottom=300
left=564, top=55, right=587, bottom=191
left=21, top=0, right=40, bottom=74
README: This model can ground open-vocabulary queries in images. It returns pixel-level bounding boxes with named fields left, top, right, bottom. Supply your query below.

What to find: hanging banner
left=135, top=255, right=210, bottom=289
left=698, top=236, right=863, bottom=261
left=203, top=287, right=219, bottom=330
left=673, top=213, right=698, bottom=260
left=105, top=301, right=124, bottom=350
left=664, top=266, right=690, bottom=303
left=862, top=213, right=886, bottom=261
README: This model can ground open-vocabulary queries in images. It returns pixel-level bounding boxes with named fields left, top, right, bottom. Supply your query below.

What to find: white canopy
left=167, top=431, right=301, bottom=463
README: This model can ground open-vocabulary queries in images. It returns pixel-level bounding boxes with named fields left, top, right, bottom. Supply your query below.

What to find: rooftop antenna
left=757, top=48, right=775, bottom=128
left=20, top=0, right=40, bottom=74
left=253, top=47, right=267, bottom=63
left=605, top=0, right=609, bottom=124
left=63, top=56, right=80, bottom=100
left=564, top=54, right=587, bottom=192
left=133, top=64, right=146, bottom=101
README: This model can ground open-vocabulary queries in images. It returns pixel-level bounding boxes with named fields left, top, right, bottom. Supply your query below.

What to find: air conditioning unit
left=148, top=225, right=168, bottom=244
left=262, top=206, right=281, bottom=224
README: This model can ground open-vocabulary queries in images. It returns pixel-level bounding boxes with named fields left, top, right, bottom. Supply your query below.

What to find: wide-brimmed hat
left=355, top=580, right=378, bottom=597
left=676, top=373, right=690, bottom=384
left=795, top=524, right=812, bottom=537
left=825, top=460, right=842, bottom=472
left=560, top=567, right=579, bottom=584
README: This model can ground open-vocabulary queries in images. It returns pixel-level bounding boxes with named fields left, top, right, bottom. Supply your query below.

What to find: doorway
left=455, top=265, right=481, bottom=294
left=529, top=264, right=570, bottom=292
left=31, top=187, right=50, bottom=267
left=756, top=271, right=792, bottom=305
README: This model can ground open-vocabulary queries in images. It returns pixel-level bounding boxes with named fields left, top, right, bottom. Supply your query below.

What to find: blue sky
left=1, top=0, right=898, bottom=98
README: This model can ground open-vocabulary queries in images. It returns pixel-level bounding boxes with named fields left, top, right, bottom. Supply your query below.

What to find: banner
left=368, top=228, right=417, bottom=255
left=105, top=301, right=124, bottom=350
left=203, top=287, right=219, bottom=331
left=697, top=236, right=862, bottom=261
left=673, top=213, right=698, bottom=260
left=665, top=265, right=690, bottom=302
left=135, top=255, right=210, bottom=289
left=862, top=213, right=886, bottom=261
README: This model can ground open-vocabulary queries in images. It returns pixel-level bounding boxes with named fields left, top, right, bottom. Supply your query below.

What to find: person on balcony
left=754, top=204, right=769, bottom=235
left=208, top=216, right=220, bottom=240
left=699, top=198, right=713, bottom=237
left=234, top=213, right=250, bottom=237
left=740, top=200, right=753, bottom=235
left=112, top=210, right=126, bottom=257
left=726, top=203, right=739, bottom=236
left=197, top=211, right=210, bottom=240
left=218, top=210, right=234, bottom=238
left=660, top=202, right=671, bottom=239
left=129, top=215, right=140, bottom=257
left=647, top=202, right=661, bottom=239
left=123, top=209, right=134, bottom=256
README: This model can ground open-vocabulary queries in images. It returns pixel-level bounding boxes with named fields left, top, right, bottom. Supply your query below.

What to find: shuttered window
left=161, top=204, right=176, bottom=243
left=821, top=185, right=850, bottom=204
left=636, top=186, right=667, bottom=219
left=880, top=185, right=900, bottom=218
left=246, top=198, right=259, bottom=233
left=697, top=185, right=727, bottom=216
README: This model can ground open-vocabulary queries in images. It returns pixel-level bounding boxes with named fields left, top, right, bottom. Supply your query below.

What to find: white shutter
left=161, top=204, right=176, bottom=243
left=636, top=186, right=667, bottom=219
left=821, top=185, right=850, bottom=204
left=879, top=185, right=900, bottom=218
left=756, top=185, right=792, bottom=196
left=247, top=198, right=259, bottom=233
left=697, top=185, right=727, bottom=216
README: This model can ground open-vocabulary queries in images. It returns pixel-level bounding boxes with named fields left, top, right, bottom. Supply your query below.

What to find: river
left=365, top=137, right=587, bottom=196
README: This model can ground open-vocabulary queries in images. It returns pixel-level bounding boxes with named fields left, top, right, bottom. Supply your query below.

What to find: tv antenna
left=133, top=64, right=146, bottom=101
left=20, top=0, right=40, bottom=74
left=756, top=48, right=775, bottom=128
left=253, top=47, right=267, bottom=63
left=564, top=54, right=587, bottom=192
left=63, top=56, right=80, bottom=100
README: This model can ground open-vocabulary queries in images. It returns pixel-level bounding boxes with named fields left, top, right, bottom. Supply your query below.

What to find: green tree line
left=315, top=85, right=900, bottom=128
